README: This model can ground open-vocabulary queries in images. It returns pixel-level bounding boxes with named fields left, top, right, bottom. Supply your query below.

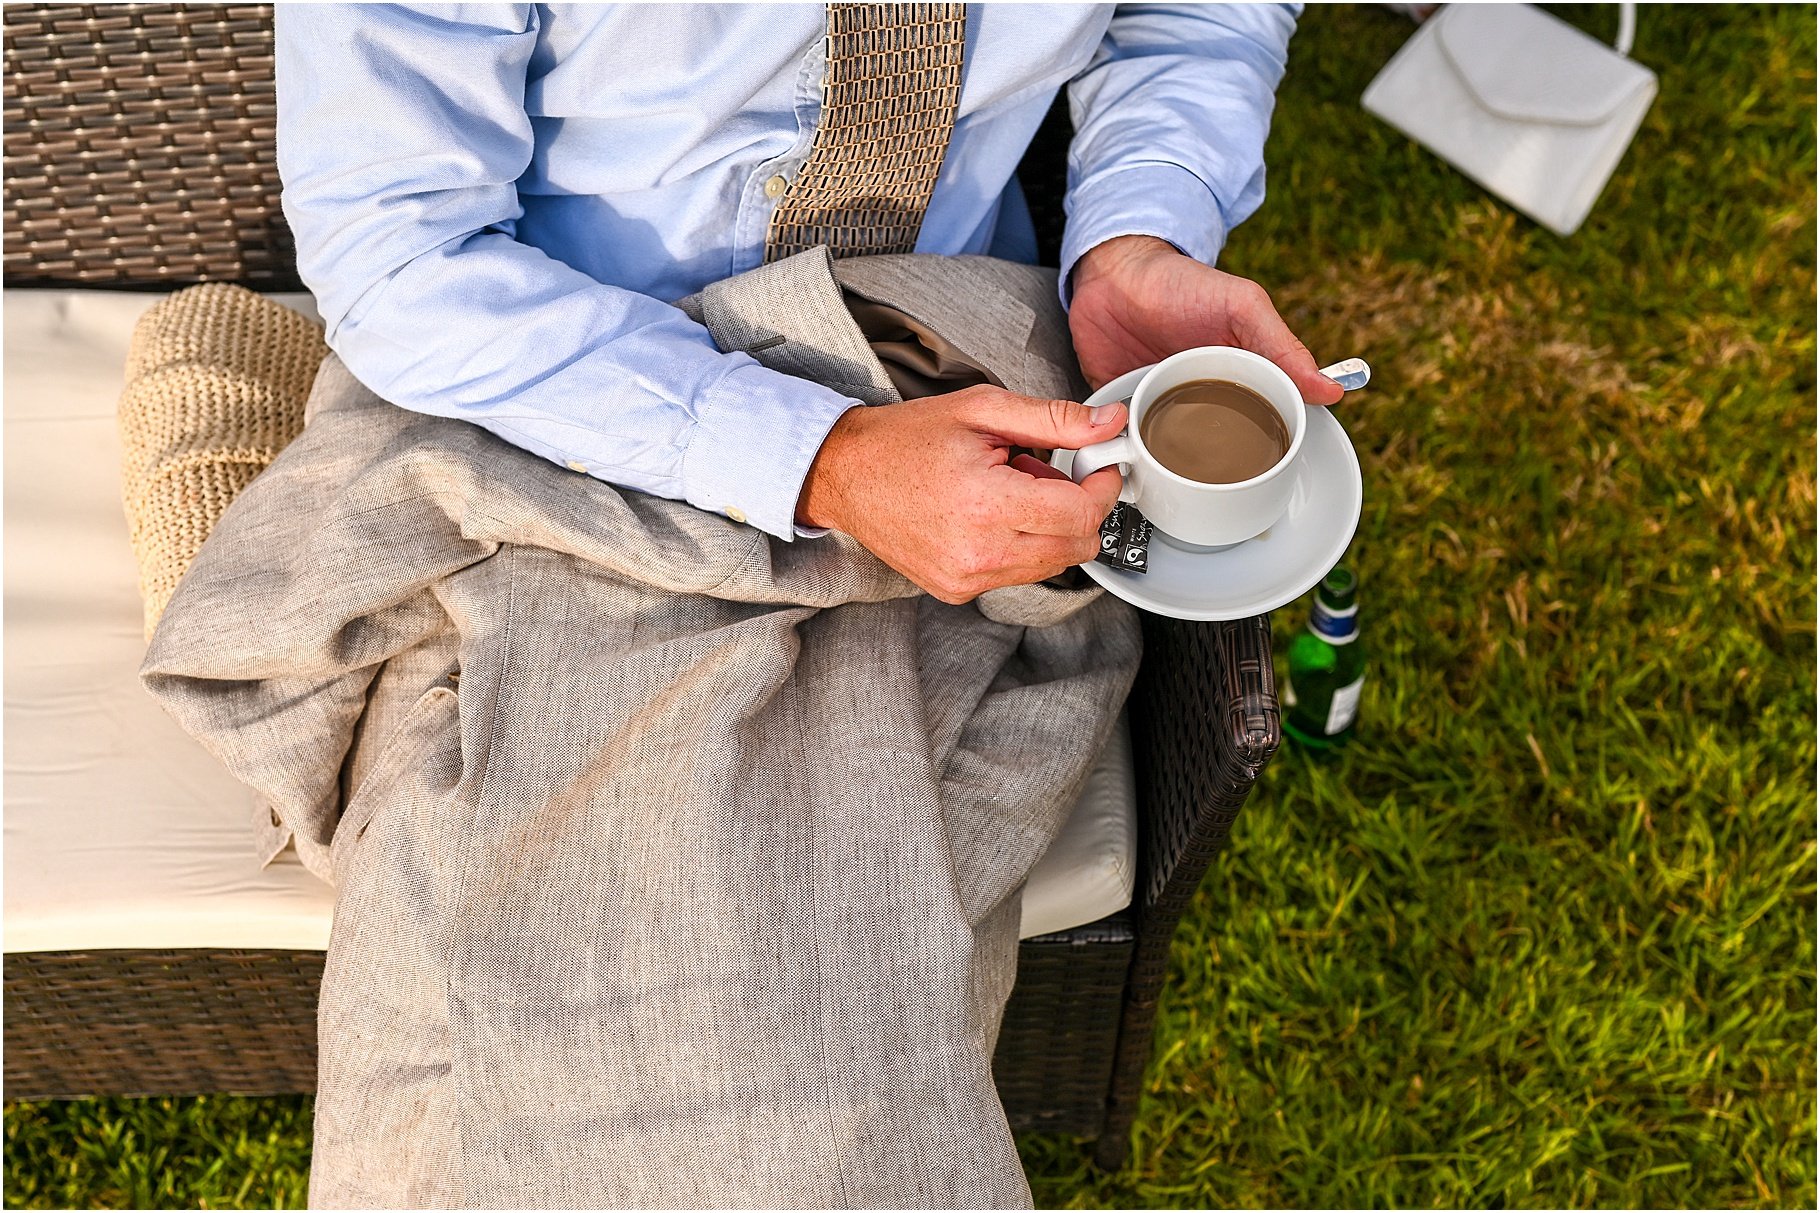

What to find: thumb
left=1276, top=345, right=1346, bottom=408
left=964, top=390, right=1127, bottom=450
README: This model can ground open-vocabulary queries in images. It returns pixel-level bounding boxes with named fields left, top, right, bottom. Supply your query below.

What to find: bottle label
left=1310, top=601, right=1359, bottom=644
left=1325, top=676, right=1364, bottom=734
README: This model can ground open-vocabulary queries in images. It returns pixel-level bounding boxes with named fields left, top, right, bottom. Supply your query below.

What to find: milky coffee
left=1138, top=378, right=1290, bottom=484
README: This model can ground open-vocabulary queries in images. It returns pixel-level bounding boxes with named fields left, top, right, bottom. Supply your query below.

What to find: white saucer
left=1050, top=365, right=1363, bottom=621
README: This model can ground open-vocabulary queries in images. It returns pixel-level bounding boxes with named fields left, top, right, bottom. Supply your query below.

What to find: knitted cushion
left=117, top=283, right=325, bottom=637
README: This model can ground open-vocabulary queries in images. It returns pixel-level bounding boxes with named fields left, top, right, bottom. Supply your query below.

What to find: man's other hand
left=796, top=386, right=1126, bottom=604
left=1069, top=234, right=1346, bottom=405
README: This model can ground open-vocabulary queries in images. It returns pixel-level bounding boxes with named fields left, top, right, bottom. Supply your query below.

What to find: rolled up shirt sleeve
left=1059, top=3, right=1299, bottom=301
left=275, top=4, right=855, bottom=541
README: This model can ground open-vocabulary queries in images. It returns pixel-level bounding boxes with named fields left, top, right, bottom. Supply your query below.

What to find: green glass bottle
left=1284, top=566, right=1365, bottom=748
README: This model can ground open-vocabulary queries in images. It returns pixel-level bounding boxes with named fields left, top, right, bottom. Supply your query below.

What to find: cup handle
left=1070, top=432, right=1135, bottom=496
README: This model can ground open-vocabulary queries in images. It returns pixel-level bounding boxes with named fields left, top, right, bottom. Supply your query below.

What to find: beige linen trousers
left=140, top=249, right=1141, bottom=1208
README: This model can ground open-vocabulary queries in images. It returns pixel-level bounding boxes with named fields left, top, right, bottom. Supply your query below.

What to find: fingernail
left=1089, top=402, right=1123, bottom=425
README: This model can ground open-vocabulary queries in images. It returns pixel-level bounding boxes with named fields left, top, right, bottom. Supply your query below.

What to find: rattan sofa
left=0, top=4, right=1281, bottom=1170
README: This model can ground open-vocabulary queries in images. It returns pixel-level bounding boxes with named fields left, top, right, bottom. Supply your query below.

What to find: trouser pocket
left=330, top=682, right=460, bottom=887
left=314, top=677, right=468, bottom=1208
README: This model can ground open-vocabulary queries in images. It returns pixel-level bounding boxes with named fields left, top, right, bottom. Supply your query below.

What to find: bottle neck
left=1308, top=598, right=1358, bottom=645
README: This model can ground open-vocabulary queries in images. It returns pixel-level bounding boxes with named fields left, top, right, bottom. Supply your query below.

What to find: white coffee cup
left=1069, top=346, right=1308, bottom=548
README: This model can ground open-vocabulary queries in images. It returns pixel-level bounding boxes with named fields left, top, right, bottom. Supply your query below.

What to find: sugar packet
left=1095, top=502, right=1153, bottom=575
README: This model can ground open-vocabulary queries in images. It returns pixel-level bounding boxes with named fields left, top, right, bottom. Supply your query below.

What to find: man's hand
left=797, top=386, right=1126, bottom=604
left=1069, top=234, right=1346, bottom=405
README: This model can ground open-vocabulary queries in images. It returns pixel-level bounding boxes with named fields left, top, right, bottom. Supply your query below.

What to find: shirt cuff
left=680, top=358, right=859, bottom=542
left=1058, top=163, right=1230, bottom=308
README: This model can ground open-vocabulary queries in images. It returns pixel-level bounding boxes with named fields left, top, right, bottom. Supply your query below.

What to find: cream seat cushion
left=1, top=288, right=1135, bottom=953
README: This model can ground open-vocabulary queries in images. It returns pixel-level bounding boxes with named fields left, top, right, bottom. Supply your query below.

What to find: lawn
left=6, top=4, right=1815, bottom=1209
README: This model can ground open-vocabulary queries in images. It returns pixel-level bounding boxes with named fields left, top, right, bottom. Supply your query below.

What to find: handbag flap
left=1437, top=3, right=1655, bottom=126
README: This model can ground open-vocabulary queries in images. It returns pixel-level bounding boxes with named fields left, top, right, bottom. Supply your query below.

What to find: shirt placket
left=731, top=27, right=826, bottom=275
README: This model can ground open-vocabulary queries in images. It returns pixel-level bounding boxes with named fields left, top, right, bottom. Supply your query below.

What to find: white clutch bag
left=1362, top=2, right=1657, bottom=236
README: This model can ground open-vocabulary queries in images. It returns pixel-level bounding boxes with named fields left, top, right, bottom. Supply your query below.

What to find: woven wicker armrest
left=1128, top=613, right=1279, bottom=919
left=1091, top=611, right=1279, bottom=1167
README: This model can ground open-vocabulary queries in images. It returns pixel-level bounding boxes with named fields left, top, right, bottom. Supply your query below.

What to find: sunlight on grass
left=4, top=1097, right=312, bottom=1209
left=6, top=5, right=1814, bottom=1209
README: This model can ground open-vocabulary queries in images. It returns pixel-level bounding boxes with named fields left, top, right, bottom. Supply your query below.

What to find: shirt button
left=763, top=174, right=788, bottom=198
left=725, top=506, right=747, bottom=524
left=566, top=459, right=588, bottom=473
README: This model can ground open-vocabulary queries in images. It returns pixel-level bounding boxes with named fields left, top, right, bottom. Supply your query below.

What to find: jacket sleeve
left=1059, top=2, right=1299, bottom=299
left=274, top=3, right=856, bottom=540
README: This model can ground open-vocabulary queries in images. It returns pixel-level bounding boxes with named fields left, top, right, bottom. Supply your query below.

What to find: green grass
left=7, top=5, right=1814, bottom=1208
left=1018, top=4, right=1817, bottom=1207
left=3, top=1099, right=311, bottom=1210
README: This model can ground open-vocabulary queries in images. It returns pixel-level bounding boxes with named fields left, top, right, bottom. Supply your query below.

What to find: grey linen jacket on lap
left=139, top=248, right=1142, bottom=1209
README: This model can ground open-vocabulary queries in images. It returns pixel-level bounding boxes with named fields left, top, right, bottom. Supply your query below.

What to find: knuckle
left=980, top=383, right=1015, bottom=409
left=953, top=544, right=994, bottom=579
left=964, top=496, right=1000, bottom=530
left=947, top=385, right=990, bottom=422
left=1237, top=277, right=1271, bottom=309
left=929, top=574, right=970, bottom=604
left=1076, top=498, right=1108, bottom=536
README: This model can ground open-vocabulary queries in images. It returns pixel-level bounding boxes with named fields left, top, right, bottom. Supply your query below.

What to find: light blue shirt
left=275, top=3, right=1297, bottom=540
